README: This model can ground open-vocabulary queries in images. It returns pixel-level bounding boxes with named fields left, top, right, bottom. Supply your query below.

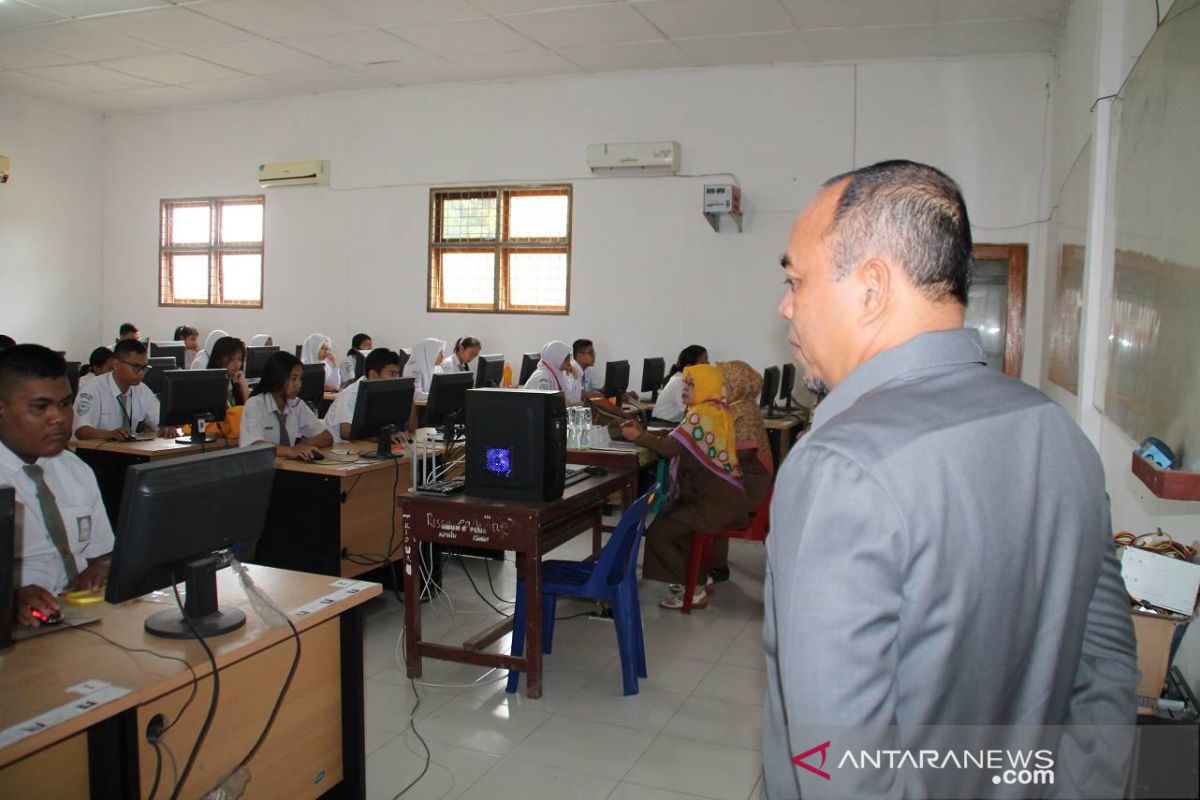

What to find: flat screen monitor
left=143, top=357, right=177, bottom=395
left=105, top=445, right=277, bottom=638
left=641, top=357, right=665, bottom=394
left=518, top=353, right=540, bottom=386
left=150, top=341, right=186, bottom=368
left=349, top=349, right=370, bottom=381
left=779, top=363, right=796, bottom=407
left=161, top=369, right=228, bottom=442
left=0, top=487, right=13, bottom=649
left=760, top=366, right=781, bottom=416
left=395, top=349, right=410, bottom=376
left=348, top=377, right=415, bottom=457
left=65, top=362, right=80, bottom=398
left=601, top=360, right=630, bottom=400
left=298, top=364, right=324, bottom=408
left=422, top=372, right=474, bottom=428
left=294, top=344, right=302, bottom=358
left=475, top=354, right=505, bottom=388
left=244, top=345, right=280, bottom=380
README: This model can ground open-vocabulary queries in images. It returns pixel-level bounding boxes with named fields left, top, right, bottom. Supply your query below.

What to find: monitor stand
left=359, top=424, right=400, bottom=460
left=174, top=414, right=217, bottom=445
left=144, top=555, right=245, bottom=639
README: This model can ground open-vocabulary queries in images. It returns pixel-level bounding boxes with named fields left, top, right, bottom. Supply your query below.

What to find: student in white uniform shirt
left=77, top=346, right=116, bottom=395
left=239, top=352, right=332, bottom=461
left=523, top=340, right=581, bottom=402
left=189, top=329, right=227, bottom=371
left=74, top=340, right=166, bottom=441
left=402, top=338, right=446, bottom=400
left=651, top=344, right=708, bottom=424
left=440, top=336, right=481, bottom=375
left=1, top=345, right=114, bottom=627
left=326, top=348, right=404, bottom=443
left=301, top=333, right=341, bottom=393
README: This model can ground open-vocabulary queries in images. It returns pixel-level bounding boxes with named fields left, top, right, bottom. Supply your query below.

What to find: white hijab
left=190, top=329, right=228, bottom=370
left=402, top=338, right=446, bottom=394
left=203, top=329, right=227, bottom=354
left=301, top=333, right=331, bottom=365
left=250, top=334, right=271, bottom=347
left=536, top=340, right=573, bottom=392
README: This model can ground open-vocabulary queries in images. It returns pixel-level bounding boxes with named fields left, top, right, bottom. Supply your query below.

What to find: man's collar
left=101, top=371, right=126, bottom=397
left=810, top=328, right=986, bottom=434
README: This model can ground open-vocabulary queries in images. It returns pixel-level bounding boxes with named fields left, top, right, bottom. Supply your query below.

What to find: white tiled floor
left=360, top=535, right=767, bottom=800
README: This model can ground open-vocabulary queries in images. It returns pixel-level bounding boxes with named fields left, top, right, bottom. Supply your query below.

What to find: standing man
left=763, top=161, right=1137, bottom=798
left=1, top=345, right=113, bottom=626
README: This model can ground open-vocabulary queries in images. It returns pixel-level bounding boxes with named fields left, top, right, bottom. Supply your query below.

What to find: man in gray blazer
left=762, top=160, right=1138, bottom=799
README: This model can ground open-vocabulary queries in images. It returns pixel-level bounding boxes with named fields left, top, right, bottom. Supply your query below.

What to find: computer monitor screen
left=779, top=363, right=796, bottom=406
left=244, top=345, right=280, bottom=380
left=298, top=364, right=324, bottom=407
left=760, top=366, right=780, bottom=409
left=0, top=487, right=14, bottom=649
left=519, top=353, right=540, bottom=386
left=422, top=372, right=474, bottom=428
left=143, top=357, right=177, bottom=395
left=641, top=357, right=665, bottom=393
left=105, top=445, right=276, bottom=639
left=150, top=341, right=186, bottom=368
left=350, top=349, right=370, bottom=381
left=349, top=377, right=415, bottom=445
left=475, top=354, right=505, bottom=388
left=601, top=360, right=630, bottom=400
left=160, top=369, right=228, bottom=431
left=65, top=362, right=80, bottom=397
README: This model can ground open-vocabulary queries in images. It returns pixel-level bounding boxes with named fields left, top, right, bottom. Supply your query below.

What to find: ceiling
left=0, top=0, right=1068, bottom=114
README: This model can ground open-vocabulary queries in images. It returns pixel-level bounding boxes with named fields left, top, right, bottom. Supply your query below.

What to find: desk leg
left=522, top=546, right=543, bottom=699
left=335, top=608, right=366, bottom=800
left=403, top=533, right=422, bottom=679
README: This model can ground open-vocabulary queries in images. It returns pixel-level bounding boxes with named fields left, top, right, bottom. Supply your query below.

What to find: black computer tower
left=0, top=487, right=14, bottom=649
left=465, top=389, right=566, bottom=501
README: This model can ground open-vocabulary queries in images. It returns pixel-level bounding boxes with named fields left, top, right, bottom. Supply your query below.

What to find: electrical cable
left=390, top=677, right=431, bottom=799
left=147, top=735, right=163, bottom=800
left=455, top=556, right=512, bottom=618
left=482, top=558, right=514, bottom=605
left=167, top=580, right=220, bottom=800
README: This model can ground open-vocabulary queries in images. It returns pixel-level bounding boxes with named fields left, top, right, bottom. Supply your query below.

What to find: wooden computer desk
left=399, top=470, right=633, bottom=699
left=71, top=437, right=234, bottom=525
left=0, top=565, right=380, bottom=800
left=763, top=413, right=808, bottom=464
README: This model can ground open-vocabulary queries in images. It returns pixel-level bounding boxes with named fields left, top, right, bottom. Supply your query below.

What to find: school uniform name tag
left=77, top=516, right=91, bottom=543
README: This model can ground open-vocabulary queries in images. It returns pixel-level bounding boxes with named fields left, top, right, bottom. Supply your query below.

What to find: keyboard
left=415, top=477, right=466, bottom=495
left=563, top=466, right=588, bottom=487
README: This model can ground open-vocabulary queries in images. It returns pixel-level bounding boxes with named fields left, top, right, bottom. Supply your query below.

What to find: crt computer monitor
left=298, top=364, right=325, bottom=408
left=150, top=341, right=187, bottom=368
left=0, top=487, right=13, bottom=649
left=474, top=354, right=505, bottom=388
left=161, top=369, right=228, bottom=442
left=518, top=353, right=540, bottom=386
left=348, top=377, right=415, bottom=457
left=760, top=366, right=781, bottom=417
left=244, top=345, right=280, bottom=380
left=641, top=357, right=666, bottom=398
left=601, top=360, right=630, bottom=401
left=779, top=363, right=796, bottom=408
left=105, top=445, right=277, bottom=639
left=421, top=372, right=474, bottom=429
left=143, top=357, right=177, bottom=395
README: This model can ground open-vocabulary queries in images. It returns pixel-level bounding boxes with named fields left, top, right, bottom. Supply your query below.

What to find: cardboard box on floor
left=1131, top=611, right=1189, bottom=708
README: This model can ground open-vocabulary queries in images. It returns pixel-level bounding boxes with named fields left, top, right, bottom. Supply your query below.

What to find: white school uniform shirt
left=575, top=361, right=601, bottom=393
left=77, top=371, right=100, bottom=395
left=74, top=371, right=160, bottom=435
left=239, top=393, right=326, bottom=447
left=651, top=373, right=686, bottom=423
left=439, top=352, right=474, bottom=375
left=523, top=367, right=582, bottom=402
left=325, top=377, right=363, bottom=442
left=0, top=441, right=115, bottom=595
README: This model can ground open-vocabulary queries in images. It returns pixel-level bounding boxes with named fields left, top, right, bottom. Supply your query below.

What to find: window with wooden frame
left=159, top=196, right=265, bottom=307
left=429, top=186, right=571, bottom=313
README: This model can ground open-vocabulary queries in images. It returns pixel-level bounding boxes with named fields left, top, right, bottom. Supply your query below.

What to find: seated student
left=208, top=336, right=251, bottom=408
left=0, top=334, right=15, bottom=351
left=1, top=345, right=115, bottom=627
left=189, top=329, right=228, bottom=370
left=340, top=333, right=374, bottom=387
left=651, top=345, right=708, bottom=425
left=239, top=352, right=332, bottom=461
left=249, top=334, right=274, bottom=347
left=441, top=336, right=481, bottom=374
left=117, top=322, right=140, bottom=342
left=173, top=325, right=200, bottom=368
left=326, top=348, right=403, bottom=442
left=621, top=363, right=747, bottom=610
left=402, top=338, right=446, bottom=400
left=77, top=346, right=116, bottom=394
left=301, top=333, right=340, bottom=393
left=573, top=338, right=637, bottom=403
left=74, top=340, right=166, bottom=441
left=523, top=340, right=581, bottom=402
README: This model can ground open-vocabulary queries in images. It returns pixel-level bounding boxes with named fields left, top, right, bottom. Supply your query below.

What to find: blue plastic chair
left=506, top=485, right=656, bottom=696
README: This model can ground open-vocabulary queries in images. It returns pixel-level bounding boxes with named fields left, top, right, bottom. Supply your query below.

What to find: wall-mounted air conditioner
left=257, top=159, right=329, bottom=188
left=585, top=141, right=680, bottom=175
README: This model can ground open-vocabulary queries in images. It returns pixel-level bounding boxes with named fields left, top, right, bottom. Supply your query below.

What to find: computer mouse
left=309, top=450, right=325, bottom=461
left=31, top=608, right=62, bottom=625
left=583, top=466, right=608, bottom=477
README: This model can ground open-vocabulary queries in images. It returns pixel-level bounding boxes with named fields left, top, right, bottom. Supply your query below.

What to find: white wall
left=0, top=95, right=104, bottom=357
left=99, top=56, right=1052, bottom=389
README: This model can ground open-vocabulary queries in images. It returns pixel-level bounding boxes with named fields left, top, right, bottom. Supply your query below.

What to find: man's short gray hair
left=822, top=160, right=973, bottom=304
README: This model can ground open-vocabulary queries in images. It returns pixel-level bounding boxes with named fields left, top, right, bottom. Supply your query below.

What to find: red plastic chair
left=682, top=487, right=773, bottom=614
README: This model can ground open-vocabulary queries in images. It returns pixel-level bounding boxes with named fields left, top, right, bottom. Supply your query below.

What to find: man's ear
left=857, top=257, right=891, bottom=323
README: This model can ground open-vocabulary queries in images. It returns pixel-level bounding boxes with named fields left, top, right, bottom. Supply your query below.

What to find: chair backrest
left=597, top=485, right=657, bottom=587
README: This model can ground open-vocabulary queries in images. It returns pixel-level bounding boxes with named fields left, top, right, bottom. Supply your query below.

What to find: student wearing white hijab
left=189, top=329, right=228, bottom=370
left=249, top=334, right=273, bottom=347
left=301, top=333, right=340, bottom=392
left=522, top=340, right=580, bottom=402
left=402, top=338, right=446, bottom=399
